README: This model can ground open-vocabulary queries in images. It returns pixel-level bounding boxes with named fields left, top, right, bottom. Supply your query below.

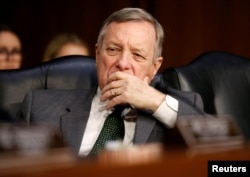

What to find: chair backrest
left=0, top=55, right=98, bottom=118
left=163, top=51, right=250, bottom=139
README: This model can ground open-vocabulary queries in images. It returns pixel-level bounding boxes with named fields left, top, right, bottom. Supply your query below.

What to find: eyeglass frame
left=0, top=48, right=22, bottom=60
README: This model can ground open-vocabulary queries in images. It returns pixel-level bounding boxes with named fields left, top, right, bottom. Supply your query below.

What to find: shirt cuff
left=152, top=95, right=179, bottom=128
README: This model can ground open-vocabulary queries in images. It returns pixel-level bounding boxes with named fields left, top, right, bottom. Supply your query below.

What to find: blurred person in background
left=43, top=33, right=90, bottom=62
left=0, top=24, right=22, bottom=70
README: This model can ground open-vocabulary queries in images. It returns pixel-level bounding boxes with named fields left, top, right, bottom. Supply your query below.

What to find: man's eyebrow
left=131, top=47, right=147, bottom=55
left=107, top=41, right=121, bottom=47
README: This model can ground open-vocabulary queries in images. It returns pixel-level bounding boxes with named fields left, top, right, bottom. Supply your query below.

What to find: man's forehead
left=105, top=21, right=155, bottom=42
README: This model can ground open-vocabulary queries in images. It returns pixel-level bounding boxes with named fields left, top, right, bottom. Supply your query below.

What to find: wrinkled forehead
left=104, top=21, right=156, bottom=46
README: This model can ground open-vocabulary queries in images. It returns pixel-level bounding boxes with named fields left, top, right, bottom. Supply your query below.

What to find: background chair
left=0, top=55, right=97, bottom=119
left=162, top=51, right=250, bottom=139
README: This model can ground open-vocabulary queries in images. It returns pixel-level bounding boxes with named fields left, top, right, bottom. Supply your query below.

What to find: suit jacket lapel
left=133, top=113, right=156, bottom=144
left=60, top=89, right=95, bottom=153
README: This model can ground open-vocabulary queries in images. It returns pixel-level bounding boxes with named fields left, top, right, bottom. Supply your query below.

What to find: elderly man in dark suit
left=20, top=8, right=203, bottom=156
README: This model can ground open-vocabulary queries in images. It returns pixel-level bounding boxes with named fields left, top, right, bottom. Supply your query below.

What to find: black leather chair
left=162, top=51, right=250, bottom=139
left=0, top=55, right=97, bottom=119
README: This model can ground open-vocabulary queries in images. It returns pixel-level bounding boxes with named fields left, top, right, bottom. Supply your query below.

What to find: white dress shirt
left=78, top=87, right=178, bottom=156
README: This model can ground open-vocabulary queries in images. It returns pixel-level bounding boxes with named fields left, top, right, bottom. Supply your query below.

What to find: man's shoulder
left=28, top=88, right=96, bottom=101
left=32, top=88, right=93, bottom=94
left=31, top=89, right=86, bottom=95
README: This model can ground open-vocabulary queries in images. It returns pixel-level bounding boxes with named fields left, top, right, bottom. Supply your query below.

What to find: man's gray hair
left=97, top=8, right=164, bottom=60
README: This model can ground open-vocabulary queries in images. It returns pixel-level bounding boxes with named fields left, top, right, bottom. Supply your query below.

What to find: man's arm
left=100, top=71, right=204, bottom=121
left=153, top=90, right=204, bottom=128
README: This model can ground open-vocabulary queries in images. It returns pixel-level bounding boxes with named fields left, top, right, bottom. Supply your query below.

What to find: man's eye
left=133, top=53, right=145, bottom=61
left=106, top=48, right=119, bottom=56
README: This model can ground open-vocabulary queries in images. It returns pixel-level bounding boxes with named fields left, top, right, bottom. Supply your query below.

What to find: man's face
left=96, top=21, right=162, bottom=90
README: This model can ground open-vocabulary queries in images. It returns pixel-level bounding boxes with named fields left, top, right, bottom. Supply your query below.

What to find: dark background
left=1, top=0, right=250, bottom=72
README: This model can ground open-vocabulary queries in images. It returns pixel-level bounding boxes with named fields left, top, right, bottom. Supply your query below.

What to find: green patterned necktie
left=89, top=107, right=125, bottom=155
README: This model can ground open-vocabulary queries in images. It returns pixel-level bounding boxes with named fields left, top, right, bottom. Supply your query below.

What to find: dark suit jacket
left=20, top=88, right=204, bottom=154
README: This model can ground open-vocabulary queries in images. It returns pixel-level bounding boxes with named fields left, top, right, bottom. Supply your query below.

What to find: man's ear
left=152, top=56, right=163, bottom=76
left=147, top=57, right=163, bottom=82
left=95, top=44, right=99, bottom=56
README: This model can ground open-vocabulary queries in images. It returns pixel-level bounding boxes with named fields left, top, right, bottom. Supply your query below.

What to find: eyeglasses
left=0, top=48, right=22, bottom=59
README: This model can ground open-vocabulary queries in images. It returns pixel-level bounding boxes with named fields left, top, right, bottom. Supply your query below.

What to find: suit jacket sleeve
left=164, top=87, right=205, bottom=116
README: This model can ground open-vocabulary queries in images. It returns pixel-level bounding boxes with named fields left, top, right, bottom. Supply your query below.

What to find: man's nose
left=116, top=53, right=131, bottom=70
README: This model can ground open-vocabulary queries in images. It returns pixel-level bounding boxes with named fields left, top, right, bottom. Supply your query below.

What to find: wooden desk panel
left=1, top=147, right=249, bottom=177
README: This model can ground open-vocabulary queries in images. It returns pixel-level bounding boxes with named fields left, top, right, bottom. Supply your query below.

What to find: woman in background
left=43, top=33, right=90, bottom=62
left=0, top=24, right=22, bottom=69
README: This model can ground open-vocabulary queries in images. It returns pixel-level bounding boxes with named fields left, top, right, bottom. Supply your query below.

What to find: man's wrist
left=148, top=89, right=166, bottom=112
